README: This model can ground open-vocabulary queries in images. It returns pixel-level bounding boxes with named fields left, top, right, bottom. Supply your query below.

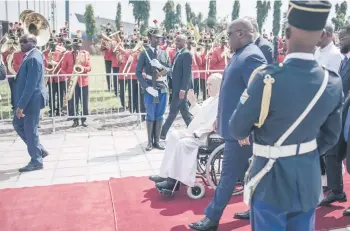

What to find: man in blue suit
left=230, top=1, right=341, bottom=230
left=189, top=18, right=267, bottom=231
left=12, top=34, right=49, bottom=172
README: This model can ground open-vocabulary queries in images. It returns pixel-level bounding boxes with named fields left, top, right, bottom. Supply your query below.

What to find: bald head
left=286, top=23, right=323, bottom=53
left=227, top=18, right=254, bottom=51
left=19, top=34, right=37, bottom=52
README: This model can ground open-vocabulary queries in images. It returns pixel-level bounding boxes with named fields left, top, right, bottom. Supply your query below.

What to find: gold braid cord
left=254, top=74, right=275, bottom=128
left=248, top=65, right=267, bottom=87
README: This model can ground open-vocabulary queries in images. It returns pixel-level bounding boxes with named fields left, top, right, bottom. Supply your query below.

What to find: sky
left=0, top=0, right=345, bottom=34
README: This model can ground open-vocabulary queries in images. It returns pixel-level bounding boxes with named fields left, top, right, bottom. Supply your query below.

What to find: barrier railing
left=0, top=70, right=224, bottom=133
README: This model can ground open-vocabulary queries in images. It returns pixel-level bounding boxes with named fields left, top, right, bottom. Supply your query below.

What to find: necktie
left=342, top=57, right=348, bottom=72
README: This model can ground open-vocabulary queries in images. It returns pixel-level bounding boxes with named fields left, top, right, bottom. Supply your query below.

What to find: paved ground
left=0, top=129, right=169, bottom=189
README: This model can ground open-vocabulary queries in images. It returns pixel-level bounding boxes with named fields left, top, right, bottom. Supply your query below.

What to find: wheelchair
left=158, top=131, right=244, bottom=199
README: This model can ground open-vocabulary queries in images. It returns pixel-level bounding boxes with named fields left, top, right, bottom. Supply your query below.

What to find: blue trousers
left=12, top=112, right=43, bottom=166
left=144, top=90, right=167, bottom=121
left=251, top=199, right=316, bottom=231
left=205, top=140, right=252, bottom=221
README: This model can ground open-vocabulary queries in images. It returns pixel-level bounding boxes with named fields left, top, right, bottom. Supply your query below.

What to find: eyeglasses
left=227, top=29, right=244, bottom=37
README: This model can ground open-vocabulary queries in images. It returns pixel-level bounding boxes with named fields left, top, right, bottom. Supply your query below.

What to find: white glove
left=150, top=59, right=162, bottom=69
left=146, top=87, right=159, bottom=97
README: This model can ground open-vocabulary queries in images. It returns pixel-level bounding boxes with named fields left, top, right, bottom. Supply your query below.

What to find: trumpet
left=45, top=50, right=66, bottom=85
left=121, top=41, right=143, bottom=75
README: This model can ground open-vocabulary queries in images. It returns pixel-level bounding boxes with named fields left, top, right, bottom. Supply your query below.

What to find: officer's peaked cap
left=287, top=1, right=331, bottom=31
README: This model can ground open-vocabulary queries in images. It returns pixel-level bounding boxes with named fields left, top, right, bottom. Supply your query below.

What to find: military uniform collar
left=235, top=42, right=253, bottom=53
left=284, top=52, right=315, bottom=63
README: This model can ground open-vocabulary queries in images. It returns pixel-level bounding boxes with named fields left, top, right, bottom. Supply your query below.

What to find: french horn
left=22, top=12, right=51, bottom=47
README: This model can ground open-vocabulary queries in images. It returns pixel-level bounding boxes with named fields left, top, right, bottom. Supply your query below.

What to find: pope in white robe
left=149, top=73, right=223, bottom=191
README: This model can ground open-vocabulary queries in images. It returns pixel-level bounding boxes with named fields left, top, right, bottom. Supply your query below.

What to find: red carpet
left=0, top=181, right=116, bottom=231
left=0, top=176, right=349, bottom=231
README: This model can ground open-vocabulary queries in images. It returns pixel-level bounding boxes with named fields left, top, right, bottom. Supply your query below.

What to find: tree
left=84, top=4, right=96, bottom=40
left=115, top=2, right=122, bottom=30
left=332, top=1, right=348, bottom=31
left=281, top=11, right=287, bottom=37
left=272, top=0, right=282, bottom=36
left=185, top=2, right=192, bottom=23
left=163, top=0, right=177, bottom=32
left=207, top=0, right=217, bottom=28
left=129, top=0, right=150, bottom=35
left=256, top=0, right=271, bottom=33
left=231, top=0, right=240, bottom=21
left=176, top=3, right=182, bottom=24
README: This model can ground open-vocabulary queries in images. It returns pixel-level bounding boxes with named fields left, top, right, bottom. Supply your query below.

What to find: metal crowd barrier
left=0, top=70, right=224, bottom=133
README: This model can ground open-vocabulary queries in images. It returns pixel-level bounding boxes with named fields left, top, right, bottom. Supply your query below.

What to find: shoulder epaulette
left=248, top=63, right=284, bottom=87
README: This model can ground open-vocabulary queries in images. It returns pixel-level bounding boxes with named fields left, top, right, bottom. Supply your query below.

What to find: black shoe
left=189, top=217, right=218, bottom=231
left=19, top=163, right=43, bottom=172
left=72, top=120, right=79, bottom=127
left=81, top=121, right=88, bottom=127
left=234, top=210, right=250, bottom=220
left=323, top=186, right=330, bottom=193
left=343, top=207, right=350, bottom=216
left=156, top=178, right=180, bottom=191
left=145, top=121, right=154, bottom=151
left=319, top=191, right=347, bottom=206
left=42, top=149, right=49, bottom=158
left=149, top=175, right=166, bottom=183
left=153, top=120, right=165, bottom=150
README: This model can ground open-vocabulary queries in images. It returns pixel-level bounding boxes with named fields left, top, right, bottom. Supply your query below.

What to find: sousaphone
left=19, top=10, right=34, bottom=25
left=0, top=33, right=10, bottom=53
left=23, top=12, right=51, bottom=47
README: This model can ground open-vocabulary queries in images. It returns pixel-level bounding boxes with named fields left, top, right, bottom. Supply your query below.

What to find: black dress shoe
left=153, top=142, right=165, bottom=150
left=319, top=191, right=347, bottom=206
left=189, top=217, right=218, bottom=231
left=149, top=175, right=166, bottom=183
left=72, top=120, right=79, bottom=127
left=42, top=149, right=49, bottom=158
left=156, top=178, right=180, bottom=191
left=19, top=163, right=43, bottom=172
left=343, top=207, right=350, bottom=216
left=234, top=210, right=250, bottom=220
left=81, top=121, right=88, bottom=127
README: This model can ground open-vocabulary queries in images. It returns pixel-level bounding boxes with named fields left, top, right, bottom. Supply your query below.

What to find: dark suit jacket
left=255, top=36, right=273, bottom=64
left=171, top=48, right=192, bottom=95
left=0, top=58, right=5, bottom=80
left=340, top=58, right=350, bottom=97
left=13, top=49, right=47, bottom=114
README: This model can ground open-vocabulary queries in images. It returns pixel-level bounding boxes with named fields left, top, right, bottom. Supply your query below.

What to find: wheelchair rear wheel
left=205, top=143, right=244, bottom=196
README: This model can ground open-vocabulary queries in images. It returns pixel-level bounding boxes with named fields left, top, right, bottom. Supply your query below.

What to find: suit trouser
left=13, top=111, right=44, bottom=166
left=8, top=78, right=14, bottom=110
left=144, top=91, right=167, bottom=121
left=105, top=60, right=112, bottom=91
left=160, top=95, right=192, bottom=138
left=325, top=154, right=344, bottom=192
left=48, top=81, right=65, bottom=116
left=68, top=85, right=89, bottom=122
left=251, top=195, right=316, bottom=231
left=205, top=140, right=252, bottom=222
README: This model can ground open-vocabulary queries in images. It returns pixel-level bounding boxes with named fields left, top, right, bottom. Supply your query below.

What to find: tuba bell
left=22, top=12, right=51, bottom=47
left=20, top=10, right=34, bottom=25
left=0, top=34, right=10, bottom=53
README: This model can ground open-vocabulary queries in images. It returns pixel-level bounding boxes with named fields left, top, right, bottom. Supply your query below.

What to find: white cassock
left=315, top=42, right=345, bottom=187
left=159, top=96, right=219, bottom=187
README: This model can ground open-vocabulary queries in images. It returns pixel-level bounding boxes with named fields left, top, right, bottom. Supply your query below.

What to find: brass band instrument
left=121, top=41, right=143, bottom=75
left=6, top=52, right=17, bottom=75
left=45, top=50, right=66, bottom=85
left=19, top=10, right=34, bottom=25
left=46, top=51, right=56, bottom=72
left=65, top=51, right=84, bottom=104
left=23, top=12, right=51, bottom=47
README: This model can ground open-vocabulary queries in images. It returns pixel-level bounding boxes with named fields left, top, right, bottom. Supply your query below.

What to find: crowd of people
left=1, top=1, right=349, bottom=230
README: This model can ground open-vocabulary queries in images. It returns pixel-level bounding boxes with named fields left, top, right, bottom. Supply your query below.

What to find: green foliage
left=332, top=1, right=348, bottom=31
left=272, top=0, right=282, bottom=36
left=207, top=0, right=217, bottom=28
left=176, top=3, right=182, bottom=24
left=129, top=0, right=150, bottom=30
left=231, top=0, right=240, bottom=21
left=281, top=11, right=287, bottom=36
left=163, top=0, right=177, bottom=32
left=185, top=2, right=192, bottom=23
left=84, top=4, right=96, bottom=40
left=256, top=0, right=271, bottom=33
left=115, top=2, right=122, bottom=30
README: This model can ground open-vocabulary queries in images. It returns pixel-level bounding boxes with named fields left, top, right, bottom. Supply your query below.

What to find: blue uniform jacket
left=135, top=46, right=170, bottom=92
left=230, top=54, right=343, bottom=211
left=217, top=42, right=267, bottom=141
left=255, top=36, right=273, bottom=64
left=13, top=49, right=47, bottom=114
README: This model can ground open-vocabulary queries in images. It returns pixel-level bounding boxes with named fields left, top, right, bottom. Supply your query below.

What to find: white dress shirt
left=315, top=41, right=342, bottom=74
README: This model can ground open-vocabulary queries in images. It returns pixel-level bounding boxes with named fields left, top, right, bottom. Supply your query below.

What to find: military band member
left=188, top=39, right=203, bottom=97
left=100, top=23, right=114, bottom=91
left=135, top=23, right=171, bottom=151
left=43, top=32, right=66, bottom=117
left=209, top=36, right=230, bottom=73
left=230, top=2, right=340, bottom=231
left=110, top=32, right=121, bottom=98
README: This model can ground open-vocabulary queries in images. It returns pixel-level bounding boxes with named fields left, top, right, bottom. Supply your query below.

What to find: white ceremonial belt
left=146, top=75, right=166, bottom=81
left=253, top=139, right=317, bottom=159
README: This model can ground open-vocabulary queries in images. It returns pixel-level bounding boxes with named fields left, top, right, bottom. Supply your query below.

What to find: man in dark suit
left=0, top=55, right=5, bottom=103
left=12, top=34, right=49, bottom=172
left=189, top=18, right=267, bottom=231
left=160, top=34, right=193, bottom=140
left=245, top=17, right=274, bottom=64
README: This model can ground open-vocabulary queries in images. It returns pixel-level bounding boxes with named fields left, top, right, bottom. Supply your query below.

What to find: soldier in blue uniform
left=230, top=1, right=342, bottom=231
left=189, top=19, right=267, bottom=231
left=135, top=24, right=171, bottom=151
